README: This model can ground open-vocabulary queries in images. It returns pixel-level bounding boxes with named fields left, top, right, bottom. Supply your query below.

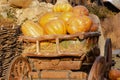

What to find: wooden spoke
left=88, top=56, right=106, bottom=80
left=104, top=38, right=112, bottom=78
left=105, top=38, right=112, bottom=66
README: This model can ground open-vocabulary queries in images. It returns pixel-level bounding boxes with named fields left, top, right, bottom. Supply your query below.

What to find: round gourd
left=90, top=23, right=99, bottom=32
left=109, top=69, right=120, bottom=80
left=39, top=12, right=60, bottom=27
left=44, top=19, right=66, bottom=35
left=73, top=5, right=89, bottom=16
left=53, top=3, right=73, bottom=12
left=67, top=15, right=92, bottom=34
left=59, top=12, right=74, bottom=23
left=21, top=20, right=44, bottom=37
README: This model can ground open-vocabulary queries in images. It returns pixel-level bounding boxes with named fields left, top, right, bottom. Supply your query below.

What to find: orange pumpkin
left=90, top=23, right=99, bottom=32
left=21, top=20, right=44, bottom=37
left=109, top=69, right=120, bottom=80
left=44, top=19, right=66, bottom=35
left=53, top=3, right=73, bottom=12
left=59, top=12, right=74, bottom=23
left=73, top=5, right=89, bottom=16
left=67, top=15, right=92, bottom=34
left=39, top=12, right=60, bottom=27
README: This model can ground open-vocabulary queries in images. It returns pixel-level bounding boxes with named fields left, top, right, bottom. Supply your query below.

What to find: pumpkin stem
left=56, top=0, right=69, bottom=4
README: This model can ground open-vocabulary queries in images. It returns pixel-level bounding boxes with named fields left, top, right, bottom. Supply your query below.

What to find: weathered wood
left=22, top=51, right=85, bottom=57
left=20, top=32, right=101, bottom=43
left=30, top=70, right=88, bottom=79
left=33, top=60, right=82, bottom=70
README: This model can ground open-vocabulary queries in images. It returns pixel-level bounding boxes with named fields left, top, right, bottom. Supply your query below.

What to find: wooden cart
left=4, top=14, right=112, bottom=80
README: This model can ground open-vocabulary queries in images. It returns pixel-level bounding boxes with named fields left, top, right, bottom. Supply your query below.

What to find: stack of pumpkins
left=21, top=2, right=98, bottom=37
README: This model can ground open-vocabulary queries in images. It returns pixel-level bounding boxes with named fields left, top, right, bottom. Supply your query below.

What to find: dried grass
left=101, top=13, right=120, bottom=49
left=9, top=0, right=32, bottom=8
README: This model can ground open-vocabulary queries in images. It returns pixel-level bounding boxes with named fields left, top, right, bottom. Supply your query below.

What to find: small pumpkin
left=67, top=15, right=92, bottom=34
left=53, top=3, right=73, bottom=12
left=89, top=23, right=99, bottom=32
left=39, top=12, right=60, bottom=27
left=21, top=20, right=44, bottom=37
left=59, top=12, right=74, bottom=23
left=44, top=19, right=66, bottom=35
left=117, top=78, right=120, bottom=80
left=73, top=5, right=89, bottom=16
left=109, top=69, right=120, bottom=80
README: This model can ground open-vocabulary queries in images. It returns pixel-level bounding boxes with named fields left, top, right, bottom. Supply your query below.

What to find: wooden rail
left=19, top=32, right=101, bottom=43
left=21, top=32, right=100, bottom=58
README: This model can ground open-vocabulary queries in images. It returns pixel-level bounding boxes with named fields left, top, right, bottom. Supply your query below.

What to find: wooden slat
left=22, top=51, right=85, bottom=57
left=19, top=32, right=101, bottom=43
left=33, top=61, right=82, bottom=70
left=30, top=70, right=88, bottom=79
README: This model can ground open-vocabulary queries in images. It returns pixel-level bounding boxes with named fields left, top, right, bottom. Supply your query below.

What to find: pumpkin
left=39, top=12, right=60, bottom=27
left=44, top=19, right=66, bottom=35
left=53, top=3, right=73, bottom=12
left=117, top=78, right=120, bottom=80
left=89, top=23, right=99, bottom=32
left=59, top=12, right=74, bottom=23
left=67, top=15, right=92, bottom=34
left=73, top=5, right=89, bottom=16
left=21, top=20, right=44, bottom=37
left=109, top=69, right=120, bottom=80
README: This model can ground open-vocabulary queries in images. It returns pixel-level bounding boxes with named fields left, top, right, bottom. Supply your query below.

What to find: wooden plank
left=22, top=52, right=84, bottom=57
left=30, top=70, right=88, bottom=79
left=34, top=61, right=82, bottom=70
left=41, top=70, right=68, bottom=79
left=19, top=32, right=100, bottom=43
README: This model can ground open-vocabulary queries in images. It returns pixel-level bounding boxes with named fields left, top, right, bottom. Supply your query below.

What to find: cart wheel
left=88, top=56, right=106, bottom=80
left=7, top=56, right=31, bottom=80
left=104, top=38, right=112, bottom=78
left=104, top=38, right=112, bottom=67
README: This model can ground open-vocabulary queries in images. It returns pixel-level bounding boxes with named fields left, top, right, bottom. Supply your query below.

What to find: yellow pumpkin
left=59, top=12, right=74, bottom=23
left=53, top=3, right=73, bottom=12
left=21, top=20, right=44, bottom=37
left=67, top=15, right=92, bottom=34
left=44, top=19, right=66, bottom=35
left=39, top=12, right=60, bottom=27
